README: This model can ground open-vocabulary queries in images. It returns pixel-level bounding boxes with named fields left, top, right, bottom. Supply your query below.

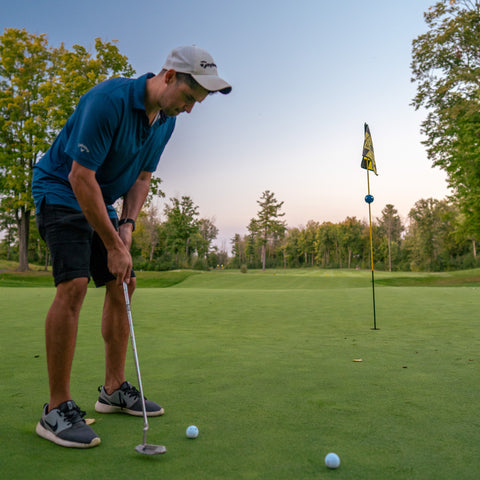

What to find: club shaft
left=123, top=282, right=149, bottom=444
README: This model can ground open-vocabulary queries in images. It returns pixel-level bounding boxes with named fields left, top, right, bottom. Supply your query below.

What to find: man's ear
left=164, top=69, right=176, bottom=85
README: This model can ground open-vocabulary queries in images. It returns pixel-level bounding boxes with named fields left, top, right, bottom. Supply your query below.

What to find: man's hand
left=108, top=242, right=132, bottom=285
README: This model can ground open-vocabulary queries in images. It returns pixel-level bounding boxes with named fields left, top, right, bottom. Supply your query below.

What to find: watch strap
left=118, top=218, right=136, bottom=232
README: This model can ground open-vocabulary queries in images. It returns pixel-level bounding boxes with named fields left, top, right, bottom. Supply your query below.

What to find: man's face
left=160, top=74, right=209, bottom=117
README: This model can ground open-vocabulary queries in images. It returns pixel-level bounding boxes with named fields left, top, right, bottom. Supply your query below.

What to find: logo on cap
left=200, top=60, right=217, bottom=70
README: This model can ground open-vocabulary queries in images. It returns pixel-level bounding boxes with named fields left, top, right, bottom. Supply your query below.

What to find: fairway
left=1, top=269, right=479, bottom=479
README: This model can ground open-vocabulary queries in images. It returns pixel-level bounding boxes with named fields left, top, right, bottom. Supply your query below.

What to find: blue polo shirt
left=32, top=73, right=176, bottom=217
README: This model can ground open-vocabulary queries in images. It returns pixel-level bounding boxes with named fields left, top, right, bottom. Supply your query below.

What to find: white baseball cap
left=162, top=45, right=232, bottom=94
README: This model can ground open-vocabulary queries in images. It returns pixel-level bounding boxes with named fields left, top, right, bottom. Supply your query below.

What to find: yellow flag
left=361, top=123, right=378, bottom=175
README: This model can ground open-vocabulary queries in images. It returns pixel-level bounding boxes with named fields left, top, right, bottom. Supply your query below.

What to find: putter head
left=135, top=444, right=167, bottom=455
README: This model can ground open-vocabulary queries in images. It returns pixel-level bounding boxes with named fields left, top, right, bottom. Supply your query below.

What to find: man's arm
left=117, top=171, right=152, bottom=250
left=68, top=160, right=132, bottom=285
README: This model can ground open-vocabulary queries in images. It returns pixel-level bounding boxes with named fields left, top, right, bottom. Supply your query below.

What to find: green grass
left=1, top=268, right=480, bottom=479
left=3, top=264, right=480, bottom=288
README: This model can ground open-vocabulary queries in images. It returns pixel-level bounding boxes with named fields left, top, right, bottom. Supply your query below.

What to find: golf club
left=122, top=281, right=166, bottom=456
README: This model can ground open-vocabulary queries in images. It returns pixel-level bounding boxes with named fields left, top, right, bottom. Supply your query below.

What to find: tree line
left=9, top=187, right=475, bottom=273
left=12, top=194, right=226, bottom=272
left=131, top=196, right=226, bottom=271
left=229, top=191, right=477, bottom=272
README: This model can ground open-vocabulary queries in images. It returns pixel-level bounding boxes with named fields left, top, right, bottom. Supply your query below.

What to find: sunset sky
left=1, top=0, right=451, bottom=248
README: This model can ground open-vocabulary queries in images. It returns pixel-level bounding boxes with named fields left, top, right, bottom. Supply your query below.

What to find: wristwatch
left=118, top=218, right=136, bottom=232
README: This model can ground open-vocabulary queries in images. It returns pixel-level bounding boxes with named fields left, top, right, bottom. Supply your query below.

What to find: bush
left=240, top=264, right=248, bottom=273
left=193, top=258, right=209, bottom=271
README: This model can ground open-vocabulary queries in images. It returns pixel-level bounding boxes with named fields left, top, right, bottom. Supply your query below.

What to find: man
left=32, top=45, right=231, bottom=448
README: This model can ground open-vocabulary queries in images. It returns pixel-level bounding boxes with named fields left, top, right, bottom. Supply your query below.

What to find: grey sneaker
left=94, top=381, right=164, bottom=417
left=35, top=400, right=101, bottom=448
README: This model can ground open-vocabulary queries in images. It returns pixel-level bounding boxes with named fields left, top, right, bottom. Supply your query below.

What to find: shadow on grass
left=0, top=269, right=202, bottom=288
left=376, top=273, right=480, bottom=287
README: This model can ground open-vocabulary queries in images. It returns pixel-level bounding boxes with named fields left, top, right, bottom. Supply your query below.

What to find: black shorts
left=36, top=203, right=135, bottom=287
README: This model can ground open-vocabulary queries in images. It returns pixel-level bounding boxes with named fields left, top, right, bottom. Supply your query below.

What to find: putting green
left=1, top=269, right=479, bottom=479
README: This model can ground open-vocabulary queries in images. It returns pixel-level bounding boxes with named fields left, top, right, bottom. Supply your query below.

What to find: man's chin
left=163, top=108, right=182, bottom=117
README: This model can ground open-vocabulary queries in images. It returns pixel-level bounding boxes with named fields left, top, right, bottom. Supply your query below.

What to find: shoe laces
left=121, top=382, right=145, bottom=400
left=61, top=402, right=86, bottom=425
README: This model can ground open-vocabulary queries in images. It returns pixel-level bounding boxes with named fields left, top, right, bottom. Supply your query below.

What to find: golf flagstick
left=361, top=123, right=379, bottom=330
left=366, top=169, right=378, bottom=330
left=122, top=282, right=166, bottom=455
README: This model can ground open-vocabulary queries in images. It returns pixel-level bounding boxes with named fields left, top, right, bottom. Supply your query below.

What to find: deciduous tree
left=0, top=28, right=134, bottom=270
left=163, top=196, right=200, bottom=264
left=411, top=0, right=480, bottom=239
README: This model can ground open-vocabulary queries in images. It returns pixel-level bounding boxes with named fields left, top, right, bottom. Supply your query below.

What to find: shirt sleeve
left=64, top=90, right=120, bottom=171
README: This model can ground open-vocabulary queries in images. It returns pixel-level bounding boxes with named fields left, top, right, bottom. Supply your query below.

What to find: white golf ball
left=325, top=452, right=340, bottom=469
left=186, top=425, right=199, bottom=438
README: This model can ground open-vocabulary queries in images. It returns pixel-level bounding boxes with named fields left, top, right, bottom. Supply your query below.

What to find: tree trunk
left=388, top=236, right=392, bottom=272
left=17, top=208, right=31, bottom=272
left=261, top=244, right=266, bottom=271
left=473, top=239, right=477, bottom=259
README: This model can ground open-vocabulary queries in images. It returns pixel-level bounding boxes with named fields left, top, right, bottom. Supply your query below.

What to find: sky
left=1, top=0, right=451, bottom=249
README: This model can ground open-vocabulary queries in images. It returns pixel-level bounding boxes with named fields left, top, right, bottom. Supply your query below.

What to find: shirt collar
left=132, top=73, right=155, bottom=111
left=132, top=73, right=168, bottom=126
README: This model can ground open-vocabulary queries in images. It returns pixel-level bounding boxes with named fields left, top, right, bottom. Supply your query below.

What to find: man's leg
left=37, top=275, right=99, bottom=448
left=46, top=277, right=89, bottom=410
left=35, top=204, right=99, bottom=447
left=95, top=277, right=164, bottom=416
left=101, top=278, right=136, bottom=394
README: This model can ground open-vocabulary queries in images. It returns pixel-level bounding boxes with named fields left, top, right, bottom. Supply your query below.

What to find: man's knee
left=56, top=277, right=89, bottom=308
